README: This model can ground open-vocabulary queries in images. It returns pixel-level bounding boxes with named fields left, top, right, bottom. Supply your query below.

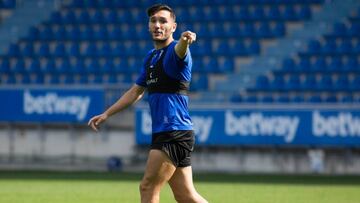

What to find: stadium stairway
left=213, top=0, right=360, bottom=95
left=0, top=0, right=57, bottom=55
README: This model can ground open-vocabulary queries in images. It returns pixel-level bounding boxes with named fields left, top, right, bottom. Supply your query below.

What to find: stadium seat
left=306, top=39, right=322, bottom=55
left=68, top=43, right=80, bottom=57
left=26, top=26, right=39, bottom=41
left=7, top=43, right=20, bottom=57
left=190, top=74, right=208, bottom=91
left=12, top=59, right=26, bottom=73
left=286, top=74, right=301, bottom=90
left=63, top=10, right=76, bottom=24
left=311, top=56, right=327, bottom=72
left=67, top=26, right=81, bottom=41
left=54, top=26, right=67, bottom=41
left=78, top=10, right=91, bottom=24
left=39, top=26, right=54, bottom=41
left=298, top=57, right=312, bottom=72
left=317, top=74, right=333, bottom=91
left=343, top=56, right=358, bottom=72
left=302, top=74, right=317, bottom=90
left=27, top=59, right=41, bottom=73
left=84, top=43, right=98, bottom=57
left=53, top=43, right=66, bottom=58
left=22, top=43, right=34, bottom=57
left=337, top=40, right=353, bottom=54
left=333, top=74, right=349, bottom=91
left=307, top=95, right=322, bottom=103
left=255, top=75, right=270, bottom=90
left=327, top=57, right=343, bottom=72
left=322, top=40, right=337, bottom=55
left=0, top=58, right=10, bottom=73
left=81, top=26, right=95, bottom=40
left=270, top=74, right=285, bottom=91
left=73, top=58, right=86, bottom=74
left=92, top=10, right=104, bottom=24
left=323, top=94, right=338, bottom=103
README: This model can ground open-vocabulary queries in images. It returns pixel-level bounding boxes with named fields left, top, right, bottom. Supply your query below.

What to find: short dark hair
left=147, top=4, right=176, bottom=21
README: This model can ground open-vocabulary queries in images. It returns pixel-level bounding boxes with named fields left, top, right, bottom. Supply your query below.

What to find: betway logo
left=313, top=111, right=360, bottom=137
left=23, top=91, right=90, bottom=121
left=140, top=111, right=213, bottom=143
left=225, top=111, right=299, bottom=143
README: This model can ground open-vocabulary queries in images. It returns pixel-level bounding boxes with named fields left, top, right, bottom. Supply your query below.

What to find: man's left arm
left=174, top=31, right=197, bottom=59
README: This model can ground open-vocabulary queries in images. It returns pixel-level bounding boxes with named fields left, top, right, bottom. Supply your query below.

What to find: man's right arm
left=88, top=84, right=146, bottom=131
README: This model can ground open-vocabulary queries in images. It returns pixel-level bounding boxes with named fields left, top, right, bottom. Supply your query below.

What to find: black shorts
left=151, top=130, right=195, bottom=167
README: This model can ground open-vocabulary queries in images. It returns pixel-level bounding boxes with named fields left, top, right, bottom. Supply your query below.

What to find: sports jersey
left=136, top=41, right=193, bottom=133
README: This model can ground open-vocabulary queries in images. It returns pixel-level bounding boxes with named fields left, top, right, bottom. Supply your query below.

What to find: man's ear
left=172, top=23, right=177, bottom=33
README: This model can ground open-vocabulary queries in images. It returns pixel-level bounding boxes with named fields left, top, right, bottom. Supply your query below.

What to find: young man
left=88, top=4, right=207, bottom=203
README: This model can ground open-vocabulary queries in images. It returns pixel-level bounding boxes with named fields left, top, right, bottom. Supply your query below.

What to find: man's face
left=148, top=10, right=176, bottom=42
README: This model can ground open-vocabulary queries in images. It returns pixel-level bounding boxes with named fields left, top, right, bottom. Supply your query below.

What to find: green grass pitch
left=0, top=171, right=360, bottom=203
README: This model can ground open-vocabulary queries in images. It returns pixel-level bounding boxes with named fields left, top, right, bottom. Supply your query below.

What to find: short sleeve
left=163, top=42, right=192, bottom=81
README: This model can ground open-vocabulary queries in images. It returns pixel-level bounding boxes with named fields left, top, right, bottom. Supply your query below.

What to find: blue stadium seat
left=350, top=75, right=360, bottom=90
left=202, top=58, right=219, bottom=73
left=298, top=5, right=312, bottom=20
left=92, top=74, right=103, bottom=84
left=221, top=6, right=235, bottom=21
left=272, top=22, right=286, bottom=36
left=317, top=74, right=333, bottom=91
left=276, top=95, right=291, bottom=103
left=106, top=10, right=118, bottom=24
left=348, top=23, right=360, bottom=37
left=27, top=26, right=39, bottom=41
left=68, top=0, right=84, bottom=8
left=94, top=25, right=108, bottom=40
left=84, top=43, right=98, bottom=57
left=67, top=26, right=81, bottom=41
left=7, top=43, right=20, bottom=57
left=78, top=10, right=91, bottom=24
left=37, top=43, right=51, bottom=57
left=339, top=94, right=353, bottom=103
left=337, top=40, right=353, bottom=54
left=270, top=74, right=285, bottom=90
left=0, top=58, right=10, bottom=73
left=63, top=74, right=75, bottom=84
left=311, top=56, right=327, bottom=72
left=259, top=95, right=274, bottom=103
left=68, top=43, right=80, bottom=57
left=283, top=5, right=298, bottom=21
left=324, top=95, right=338, bottom=103
left=106, top=74, right=118, bottom=84
left=39, top=26, right=54, bottom=41
left=242, top=23, right=255, bottom=38
left=230, top=40, right=248, bottom=56
left=63, top=10, right=76, bottom=24
left=98, top=42, right=112, bottom=57
left=267, top=6, right=282, bottom=20
left=22, top=43, right=34, bottom=57
left=86, top=0, right=98, bottom=8
left=286, top=74, right=301, bottom=90
left=102, top=59, right=115, bottom=73
left=27, top=59, right=41, bottom=73
left=248, top=40, right=260, bottom=55
left=5, top=74, right=17, bottom=84
left=43, top=59, right=56, bottom=73
left=255, top=75, right=270, bottom=90
left=81, top=26, right=95, bottom=40
left=218, top=57, right=234, bottom=73
left=190, top=74, right=208, bottom=91
left=70, top=59, right=83, bottom=74
left=281, top=58, right=296, bottom=72
left=331, top=22, right=347, bottom=37
left=252, top=6, right=266, bottom=21
left=235, top=7, right=250, bottom=21
left=114, top=59, right=128, bottom=73
left=57, top=58, right=72, bottom=74
left=306, top=39, right=321, bottom=55
left=50, top=11, right=62, bottom=24
left=307, top=95, right=322, bottom=103
left=12, top=59, right=26, bottom=73
left=20, top=74, right=31, bottom=84
left=216, top=41, right=231, bottom=56
left=322, top=40, right=337, bottom=55
left=243, top=95, right=258, bottom=103
left=108, top=27, right=122, bottom=40
left=53, top=43, right=66, bottom=58
left=298, top=57, right=311, bottom=72
left=48, top=74, right=60, bottom=84
left=92, top=10, right=104, bottom=24
left=291, top=95, right=305, bottom=103
left=256, top=23, right=272, bottom=38
left=87, top=59, right=100, bottom=73
left=230, top=93, right=243, bottom=103
left=302, top=74, right=317, bottom=90
left=224, top=22, right=240, bottom=38
left=343, top=56, right=358, bottom=72
left=327, top=56, right=343, bottom=72
left=333, top=74, right=349, bottom=91
left=54, top=26, right=67, bottom=41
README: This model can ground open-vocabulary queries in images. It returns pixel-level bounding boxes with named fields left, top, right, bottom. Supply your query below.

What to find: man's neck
left=153, top=37, right=174, bottom=50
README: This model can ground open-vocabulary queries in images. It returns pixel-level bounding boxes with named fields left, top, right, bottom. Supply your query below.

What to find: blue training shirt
left=136, top=41, right=193, bottom=133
